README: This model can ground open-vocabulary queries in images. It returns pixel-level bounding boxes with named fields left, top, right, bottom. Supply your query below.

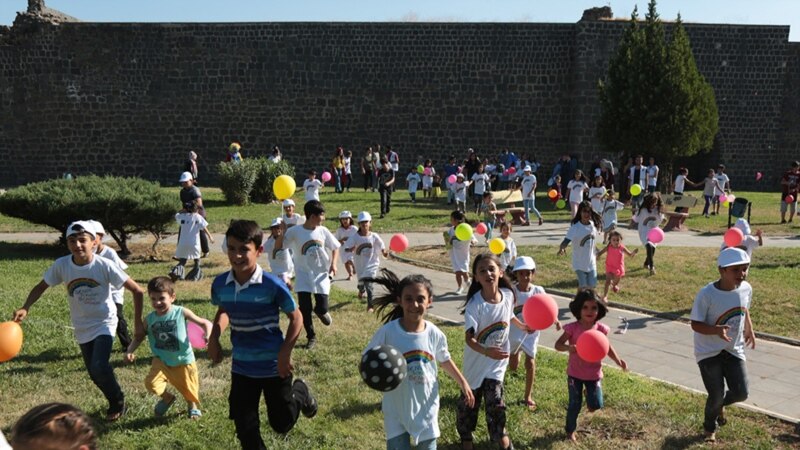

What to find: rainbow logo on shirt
left=301, top=240, right=324, bottom=255
left=579, top=234, right=594, bottom=247
left=271, top=248, right=287, bottom=260
left=404, top=350, right=434, bottom=364
left=355, top=243, right=373, bottom=256
left=477, top=321, right=508, bottom=344
left=643, top=216, right=658, bottom=226
left=715, top=307, right=746, bottom=326
left=67, top=278, right=100, bottom=297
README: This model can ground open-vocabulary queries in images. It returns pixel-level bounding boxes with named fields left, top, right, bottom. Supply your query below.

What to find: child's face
left=610, top=235, right=621, bottom=247
left=226, top=236, right=263, bottom=279
left=149, top=290, right=175, bottom=316
left=398, top=283, right=431, bottom=322
left=450, top=217, right=460, bottom=227
left=340, top=218, right=350, bottom=228
left=580, top=300, right=600, bottom=322
left=595, top=177, right=603, bottom=186
left=574, top=172, right=581, bottom=180
left=270, top=226, right=282, bottom=238
left=515, top=269, right=533, bottom=286
left=309, top=173, right=316, bottom=179
left=579, top=207, right=592, bottom=222
left=718, top=263, right=749, bottom=287
left=284, top=205, right=295, bottom=216
left=475, top=258, right=503, bottom=287
left=500, top=226, right=511, bottom=237
left=67, top=233, right=96, bottom=262
left=707, top=170, right=715, bottom=178
left=483, top=196, right=492, bottom=204
left=359, top=220, right=371, bottom=233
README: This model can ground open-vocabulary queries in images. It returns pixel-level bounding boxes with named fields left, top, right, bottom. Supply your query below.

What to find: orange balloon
left=0, top=321, right=23, bottom=362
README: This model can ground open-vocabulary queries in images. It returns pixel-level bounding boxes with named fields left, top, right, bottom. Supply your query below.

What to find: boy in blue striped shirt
left=208, top=220, right=317, bottom=448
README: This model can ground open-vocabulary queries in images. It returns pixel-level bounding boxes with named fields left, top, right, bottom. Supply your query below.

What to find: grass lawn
left=1, top=241, right=799, bottom=448
left=401, top=245, right=800, bottom=340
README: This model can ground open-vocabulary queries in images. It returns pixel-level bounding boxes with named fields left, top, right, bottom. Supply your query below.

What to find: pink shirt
left=605, top=245, right=626, bottom=276
left=564, top=321, right=610, bottom=380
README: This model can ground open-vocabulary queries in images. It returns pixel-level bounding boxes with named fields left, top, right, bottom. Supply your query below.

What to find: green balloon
left=417, top=165, right=424, bottom=174
left=455, top=223, right=474, bottom=241
left=556, top=199, right=566, bottom=209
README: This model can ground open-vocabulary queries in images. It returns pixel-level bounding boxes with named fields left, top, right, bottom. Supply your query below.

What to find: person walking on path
left=780, top=161, right=799, bottom=223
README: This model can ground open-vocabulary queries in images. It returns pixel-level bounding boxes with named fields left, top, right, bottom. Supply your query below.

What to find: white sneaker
left=456, top=285, right=463, bottom=294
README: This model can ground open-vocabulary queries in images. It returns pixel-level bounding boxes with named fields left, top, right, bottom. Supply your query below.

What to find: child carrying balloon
left=363, top=270, right=474, bottom=449
left=125, top=276, right=212, bottom=419
left=449, top=210, right=478, bottom=295
left=497, top=222, right=517, bottom=277
left=554, top=289, right=627, bottom=443
left=558, top=201, right=602, bottom=291
left=719, top=218, right=763, bottom=258
left=633, top=193, right=665, bottom=275
left=508, top=257, right=561, bottom=411
left=596, top=231, right=638, bottom=303
left=457, top=253, right=530, bottom=450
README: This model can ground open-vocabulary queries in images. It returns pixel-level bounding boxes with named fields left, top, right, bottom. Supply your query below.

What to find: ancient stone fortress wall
left=0, top=8, right=794, bottom=188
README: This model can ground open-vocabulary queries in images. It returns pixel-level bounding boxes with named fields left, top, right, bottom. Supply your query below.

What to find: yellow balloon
left=630, top=184, right=642, bottom=196
left=273, top=175, right=296, bottom=201
left=455, top=223, right=473, bottom=241
left=489, top=237, right=506, bottom=255
left=722, top=200, right=730, bottom=207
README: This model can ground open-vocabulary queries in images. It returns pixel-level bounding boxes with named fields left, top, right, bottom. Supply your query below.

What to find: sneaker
left=612, top=285, right=620, bottom=293
left=318, top=312, right=333, bottom=326
left=293, top=378, right=318, bottom=418
left=106, top=401, right=127, bottom=422
left=306, top=338, right=317, bottom=349
left=456, top=285, right=463, bottom=295
left=538, top=218, right=543, bottom=226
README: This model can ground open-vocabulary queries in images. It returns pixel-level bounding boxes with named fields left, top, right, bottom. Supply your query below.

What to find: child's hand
left=557, top=248, right=566, bottom=256
left=745, top=328, right=756, bottom=349
left=755, top=229, right=763, bottom=237
left=568, top=344, right=577, bottom=354
left=209, top=237, right=215, bottom=244
left=461, top=385, right=476, bottom=408
left=632, top=248, right=639, bottom=256
left=618, top=359, right=628, bottom=371
left=12, top=308, right=27, bottom=322
left=715, top=325, right=732, bottom=342
left=124, top=352, right=136, bottom=364
left=554, top=321, right=562, bottom=331
left=484, top=346, right=509, bottom=360
left=208, top=338, right=223, bottom=365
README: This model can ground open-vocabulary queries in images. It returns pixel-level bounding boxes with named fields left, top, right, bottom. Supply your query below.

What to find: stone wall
left=0, top=19, right=795, bottom=189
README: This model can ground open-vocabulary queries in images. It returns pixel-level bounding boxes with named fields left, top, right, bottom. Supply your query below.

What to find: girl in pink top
left=596, top=231, right=638, bottom=303
left=555, top=289, right=627, bottom=443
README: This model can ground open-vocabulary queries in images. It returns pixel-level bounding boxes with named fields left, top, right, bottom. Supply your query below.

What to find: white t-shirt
left=388, top=151, right=400, bottom=172
left=472, top=173, right=490, bottom=196
left=303, top=178, right=323, bottom=202
left=509, top=284, right=546, bottom=358
left=406, top=173, right=421, bottom=194
left=565, top=221, right=598, bottom=272
left=282, top=213, right=306, bottom=228
left=365, top=319, right=450, bottom=445
left=344, top=156, right=352, bottom=175
left=453, top=181, right=469, bottom=203
left=520, top=174, right=537, bottom=200
left=715, top=173, right=730, bottom=193
left=448, top=226, right=476, bottom=273
left=44, top=255, right=128, bottom=344
left=674, top=174, right=687, bottom=193
left=719, top=236, right=760, bottom=258
left=422, top=167, right=435, bottom=189
left=690, top=281, right=752, bottom=363
left=647, top=165, right=659, bottom=187
left=588, top=186, right=607, bottom=213
left=283, top=225, right=340, bottom=293
left=335, top=226, right=358, bottom=263
left=462, top=288, right=514, bottom=389
left=263, top=236, right=294, bottom=277
left=344, top=232, right=386, bottom=280
left=601, top=199, right=625, bottom=231
left=498, top=237, right=517, bottom=270
left=175, top=212, right=208, bottom=259
left=96, top=246, right=128, bottom=305
left=567, top=180, right=588, bottom=204
left=635, top=208, right=664, bottom=246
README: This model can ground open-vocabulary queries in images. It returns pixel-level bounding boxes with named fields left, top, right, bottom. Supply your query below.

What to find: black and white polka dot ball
left=360, top=345, right=407, bottom=392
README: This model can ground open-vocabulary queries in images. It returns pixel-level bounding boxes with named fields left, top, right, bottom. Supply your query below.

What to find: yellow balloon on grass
left=489, top=237, right=506, bottom=255
left=455, top=223, right=473, bottom=241
left=630, top=184, right=642, bottom=196
left=273, top=175, right=296, bottom=201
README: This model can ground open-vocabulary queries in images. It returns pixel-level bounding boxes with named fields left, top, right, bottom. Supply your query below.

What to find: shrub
left=217, top=160, right=259, bottom=205
left=250, top=158, right=296, bottom=203
left=0, top=176, right=176, bottom=256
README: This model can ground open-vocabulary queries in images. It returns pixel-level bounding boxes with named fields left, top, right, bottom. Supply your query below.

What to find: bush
left=251, top=158, right=296, bottom=203
left=217, top=160, right=259, bottom=205
left=0, top=176, right=176, bottom=256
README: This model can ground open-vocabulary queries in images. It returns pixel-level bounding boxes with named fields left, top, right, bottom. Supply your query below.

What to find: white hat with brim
left=179, top=171, right=193, bottom=183
left=339, top=210, right=353, bottom=219
left=358, top=211, right=372, bottom=222
left=718, top=247, right=750, bottom=268
left=66, top=221, right=96, bottom=239
left=523, top=166, right=532, bottom=172
left=513, top=256, right=536, bottom=272
left=270, top=217, right=283, bottom=228
left=282, top=199, right=295, bottom=207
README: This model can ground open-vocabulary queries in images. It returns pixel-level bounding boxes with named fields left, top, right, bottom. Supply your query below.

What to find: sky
left=1, top=0, right=798, bottom=41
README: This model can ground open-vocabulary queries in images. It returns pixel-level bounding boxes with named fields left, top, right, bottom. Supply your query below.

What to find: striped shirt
left=211, top=265, right=296, bottom=378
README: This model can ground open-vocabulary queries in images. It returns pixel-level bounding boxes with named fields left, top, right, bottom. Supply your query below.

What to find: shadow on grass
left=621, top=309, right=691, bottom=331
left=95, top=415, right=169, bottom=436
left=328, top=400, right=380, bottom=420
left=776, top=431, right=800, bottom=446
left=0, top=241, right=65, bottom=261
left=661, top=433, right=706, bottom=448
left=14, top=348, right=81, bottom=365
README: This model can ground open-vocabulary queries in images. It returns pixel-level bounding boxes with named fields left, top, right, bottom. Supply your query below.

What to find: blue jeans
left=483, top=220, right=494, bottom=240
left=566, top=376, right=603, bottom=433
left=78, top=334, right=124, bottom=409
left=386, top=433, right=436, bottom=450
left=698, top=351, right=749, bottom=433
left=333, top=168, right=343, bottom=192
left=523, top=198, right=542, bottom=223
left=575, top=269, right=597, bottom=288
left=702, top=195, right=713, bottom=215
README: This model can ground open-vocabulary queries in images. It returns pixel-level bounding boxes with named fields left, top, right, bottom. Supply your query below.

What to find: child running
left=89, top=220, right=132, bottom=351
left=701, top=169, right=724, bottom=218
left=588, top=175, right=607, bottom=215
left=479, top=192, right=498, bottom=241
left=720, top=218, right=763, bottom=258
left=554, top=289, right=628, bottom=443
left=344, top=211, right=388, bottom=312
left=600, top=191, right=624, bottom=244
left=125, top=276, right=213, bottom=419
left=520, top=165, right=543, bottom=226
left=406, top=168, right=421, bottom=204
left=303, top=169, right=323, bottom=202
left=263, top=218, right=294, bottom=286
left=596, top=231, right=638, bottom=303
left=422, top=159, right=435, bottom=199
left=472, top=164, right=491, bottom=214
left=457, top=253, right=530, bottom=450
left=335, top=211, right=358, bottom=280
left=364, top=270, right=475, bottom=449
left=497, top=222, right=517, bottom=276
left=634, top=193, right=665, bottom=275
left=282, top=199, right=306, bottom=228
left=566, top=170, right=589, bottom=219
left=14, top=221, right=145, bottom=422
left=171, top=201, right=214, bottom=282
left=453, top=173, right=471, bottom=214
left=548, top=175, right=563, bottom=209
left=558, top=201, right=602, bottom=291
left=448, top=210, right=478, bottom=294
left=508, top=256, right=560, bottom=411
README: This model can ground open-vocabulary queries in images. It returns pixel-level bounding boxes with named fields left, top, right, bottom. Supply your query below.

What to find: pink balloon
left=447, top=174, right=457, bottom=184
left=522, top=294, right=559, bottom=331
left=786, top=195, right=796, bottom=204
left=576, top=329, right=609, bottom=363
left=423, top=167, right=432, bottom=176
left=389, top=234, right=409, bottom=253
left=187, top=322, right=207, bottom=350
left=647, top=227, right=664, bottom=244
left=718, top=194, right=727, bottom=202
left=724, top=228, right=744, bottom=248
left=475, top=222, right=488, bottom=235
left=321, top=171, right=332, bottom=183
left=755, top=172, right=763, bottom=181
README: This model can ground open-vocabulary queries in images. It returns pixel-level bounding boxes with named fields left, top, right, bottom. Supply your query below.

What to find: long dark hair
left=568, top=289, right=607, bottom=323
left=363, top=269, right=434, bottom=324
left=571, top=200, right=602, bottom=229
left=460, top=253, right=515, bottom=314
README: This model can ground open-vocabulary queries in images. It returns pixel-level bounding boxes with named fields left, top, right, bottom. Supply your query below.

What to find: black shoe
left=106, top=401, right=127, bottom=422
left=306, top=338, right=317, bottom=350
left=318, top=312, right=332, bottom=326
left=293, top=378, right=318, bottom=418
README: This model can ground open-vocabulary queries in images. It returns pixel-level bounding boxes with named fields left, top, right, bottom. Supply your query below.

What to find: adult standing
left=628, top=155, right=647, bottom=213
left=780, top=161, right=800, bottom=223
left=647, top=157, right=659, bottom=193
left=386, top=146, right=400, bottom=192
left=377, top=157, right=395, bottom=218
left=179, top=171, right=209, bottom=256
left=331, top=146, right=345, bottom=193
left=361, top=147, right=376, bottom=192
left=184, top=151, right=199, bottom=182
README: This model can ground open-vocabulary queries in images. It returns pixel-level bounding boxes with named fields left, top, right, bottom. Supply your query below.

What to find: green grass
left=1, top=241, right=799, bottom=448
left=402, top=245, right=800, bottom=340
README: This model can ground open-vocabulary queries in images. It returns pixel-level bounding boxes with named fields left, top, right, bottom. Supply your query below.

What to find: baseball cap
left=733, top=218, right=751, bottom=236
left=523, top=165, right=532, bottom=172
left=270, top=217, right=283, bottom=228
left=66, top=221, right=96, bottom=239
left=718, top=247, right=750, bottom=268
left=87, top=220, right=105, bottom=236
left=513, top=256, right=536, bottom=272
left=339, top=210, right=352, bottom=219
left=357, top=211, right=372, bottom=222
left=282, top=199, right=295, bottom=207
left=179, top=171, right=193, bottom=183
left=456, top=173, right=465, bottom=179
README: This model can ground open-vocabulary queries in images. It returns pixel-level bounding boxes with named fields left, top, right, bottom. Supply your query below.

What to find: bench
left=661, top=194, right=699, bottom=232
left=490, top=189, right=525, bottom=225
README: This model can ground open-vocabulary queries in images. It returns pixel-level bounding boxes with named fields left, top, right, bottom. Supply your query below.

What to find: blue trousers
left=523, top=198, right=542, bottom=223
left=566, top=376, right=603, bottom=433
left=698, top=351, right=749, bottom=433
left=78, top=334, right=125, bottom=409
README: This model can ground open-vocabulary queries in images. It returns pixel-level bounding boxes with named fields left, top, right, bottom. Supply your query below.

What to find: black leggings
left=644, top=243, right=656, bottom=268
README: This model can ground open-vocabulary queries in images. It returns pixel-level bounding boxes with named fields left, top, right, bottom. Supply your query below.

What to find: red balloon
left=475, top=223, right=488, bottom=235
left=389, top=234, right=409, bottom=253
left=723, top=227, right=744, bottom=247
left=786, top=195, right=795, bottom=204
left=576, top=329, right=609, bottom=363
left=522, top=294, right=558, bottom=331
left=507, top=166, right=517, bottom=175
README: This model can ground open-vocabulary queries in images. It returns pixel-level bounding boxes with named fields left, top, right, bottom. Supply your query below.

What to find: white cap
left=734, top=218, right=751, bottom=236
left=339, top=210, right=352, bottom=219
left=456, top=173, right=464, bottom=178
left=357, top=211, right=372, bottom=222
left=282, top=199, right=295, bottom=207
left=179, top=171, right=193, bottom=183
left=66, top=221, right=96, bottom=239
left=87, top=220, right=105, bottom=235
left=269, top=217, right=283, bottom=228
left=513, top=256, right=536, bottom=272
left=523, top=165, right=532, bottom=172
left=718, top=247, right=750, bottom=268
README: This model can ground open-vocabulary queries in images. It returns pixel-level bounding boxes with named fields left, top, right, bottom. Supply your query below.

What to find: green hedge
left=218, top=158, right=296, bottom=205
left=0, top=176, right=176, bottom=255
